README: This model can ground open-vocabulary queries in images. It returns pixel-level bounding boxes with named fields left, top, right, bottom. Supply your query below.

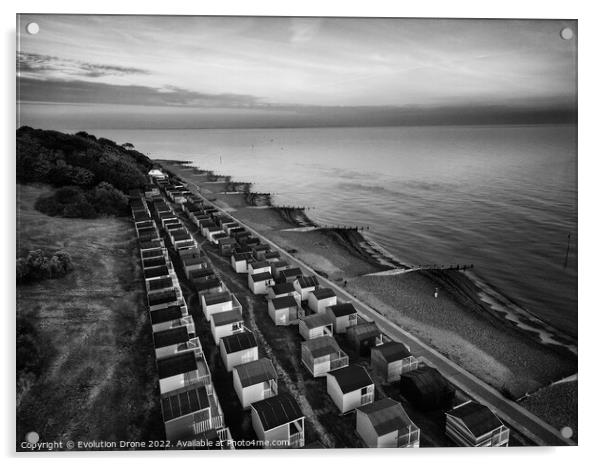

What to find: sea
left=80, top=125, right=578, bottom=338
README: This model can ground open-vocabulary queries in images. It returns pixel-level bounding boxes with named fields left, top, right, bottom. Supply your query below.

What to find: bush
left=16, top=249, right=74, bottom=283
left=87, top=182, right=128, bottom=216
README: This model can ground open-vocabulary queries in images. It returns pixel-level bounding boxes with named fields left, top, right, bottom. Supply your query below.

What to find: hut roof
left=157, top=351, right=197, bottom=379
left=251, top=272, right=273, bottom=282
left=281, top=267, right=303, bottom=278
left=327, top=303, right=357, bottom=317
left=148, top=277, right=173, bottom=291
left=251, top=394, right=303, bottom=431
left=296, top=275, right=319, bottom=288
left=357, top=398, right=417, bottom=436
left=311, top=288, right=336, bottom=300
left=194, top=278, right=221, bottom=291
left=399, top=366, right=454, bottom=409
left=153, top=326, right=190, bottom=349
left=348, top=322, right=381, bottom=340
left=271, top=295, right=298, bottom=310
left=372, top=341, right=411, bottom=362
left=235, top=358, right=277, bottom=388
left=329, top=365, right=373, bottom=394
left=271, top=282, right=295, bottom=295
left=302, top=336, right=341, bottom=358
left=302, top=313, right=332, bottom=329
left=212, top=309, right=243, bottom=327
left=203, top=291, right=232, bottom=306
left=249, top=260, right=270, bottom=270
left=161, top=385, right=209, bottom=422
left=150, top=305, right=185, bottom=324
left=221, top=331, right=257, bottom=354
left=447, top=401, right=504, bottom=437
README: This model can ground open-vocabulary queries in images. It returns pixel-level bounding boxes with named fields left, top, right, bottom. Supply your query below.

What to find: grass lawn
left=16, top=183, right=163, bottom=449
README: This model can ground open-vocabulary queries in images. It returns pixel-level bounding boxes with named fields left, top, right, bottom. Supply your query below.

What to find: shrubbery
left=35, top=183, right=129, bottom=218
left=16, top=249, right=74, bottom=283
left=17, top=127, right=153, bottom=217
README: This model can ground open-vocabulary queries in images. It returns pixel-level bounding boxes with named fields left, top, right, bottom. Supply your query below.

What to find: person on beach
left=434, top=287, right=439, bottom=299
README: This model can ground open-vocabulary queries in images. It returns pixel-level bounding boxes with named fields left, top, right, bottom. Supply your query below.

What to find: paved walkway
left=182, top=180, right=574, bottom=447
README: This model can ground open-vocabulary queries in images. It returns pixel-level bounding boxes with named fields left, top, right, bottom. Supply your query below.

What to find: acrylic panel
left=16, top=14, right=577, bottom=451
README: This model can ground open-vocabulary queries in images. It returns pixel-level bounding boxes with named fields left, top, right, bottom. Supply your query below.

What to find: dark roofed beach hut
left=399, top=366, right=455, bottom=410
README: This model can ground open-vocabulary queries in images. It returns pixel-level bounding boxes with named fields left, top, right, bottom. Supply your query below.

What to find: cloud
left=289, top=18, right=322, bottom=44
left=17, top=77, right=262, bottom=108
left=17, top=52, right=149, bottom=78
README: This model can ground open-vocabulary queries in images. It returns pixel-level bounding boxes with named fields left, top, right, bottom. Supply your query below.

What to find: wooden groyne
left=366, top=264, right=475, bottom=276
left=245, top=192, right=272, bottom=207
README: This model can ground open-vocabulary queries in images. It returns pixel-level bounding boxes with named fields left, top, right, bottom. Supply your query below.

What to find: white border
left=3, top=1, right=600, bottom=465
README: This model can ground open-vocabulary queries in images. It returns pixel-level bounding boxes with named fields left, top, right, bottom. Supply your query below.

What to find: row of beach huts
left=131, top=183, right=236, bottom=449
left=136, top=168, right=511, bottom=448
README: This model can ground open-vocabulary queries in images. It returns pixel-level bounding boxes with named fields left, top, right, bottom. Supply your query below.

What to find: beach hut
left=347, top=322, right=384, bottom=356
left=142, top=255, right=169, bottom=271
left=326, top=365, right=374, bottom=413
left=371, top=342, right=419, bottom=382
left=271, top=261, right=291, bottom=280
left=182, top=255, right=206, bottom=279
left=308, top=288, right=337, bottom=314
left=218, top=237, right=237, bottom=256
left=143, top=265, right=172, bottom=283
left=147, top=289, right=186, bottom=312
left=325, top=303, right=359, bottom=334
left=231, top=252, right=251, bottom=274
left=139, top=239, right=164, bottom=255
left=233, top=358, right=278, bottom=409
left=299, top=313, right=333, bottom=340
left=141, top=247, right=166, bottom=260
left=280, top=267, right=303, bottom=283
left=194, top=278, right=223, bottom=296
left=156, top=350, right=212, bottom=395
left=219, top=331, right=259, bottom=372
left=243, top=236, right=261, bottom=247
left=399, top=366, right=455, bottom=410
left=149, top=168, right=168, bottom=180
left=178, top=246, right=202, bottom=261
left=264, top=251, right=281, bottom=263
left=252, top=244, right=271, bottom=260
left=201, top=291, right=235, bottom=321
left=147, top=277, right=177, bottom=294
left=248, top=272, right=275, bottom=295
left=267, top=282, right=300, bottom=301
left=211, top=232, right=228, bottom=245
left=293, top=276, right=320, bottom=301
left=210, top=309, right=245, bottom=345
left=171, top=230, right=196, bottom=250
left=189, top=268, right=216, bottom=283
left=153, top=326, right=198, bottom=360
left=301, top=336, right=349, bottom=378
left=267, top=295, right=301, bottom=326
left=445, top=401, right=509, bottom=447
left=250, top=393, right=305, bottom=448
left=161, top=384, right=226, bottom=442
left=248, top=260, right=271, bottom=276
left=356, top=398, right=421, bottom=448
left=150, top=305, right=193, bottom=334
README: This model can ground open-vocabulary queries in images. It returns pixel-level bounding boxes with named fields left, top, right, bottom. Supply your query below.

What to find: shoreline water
left=158, top=158, right=577, bottom=396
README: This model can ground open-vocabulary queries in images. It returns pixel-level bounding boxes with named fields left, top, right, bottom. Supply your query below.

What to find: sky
left=16, top=15, right=577, bottom=129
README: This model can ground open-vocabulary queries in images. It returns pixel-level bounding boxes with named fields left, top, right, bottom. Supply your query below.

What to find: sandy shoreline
left=159, top=159, right=577, bottom=399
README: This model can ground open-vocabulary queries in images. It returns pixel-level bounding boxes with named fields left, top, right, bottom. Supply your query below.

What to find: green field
left=16, top=183, right=163, bottom=448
